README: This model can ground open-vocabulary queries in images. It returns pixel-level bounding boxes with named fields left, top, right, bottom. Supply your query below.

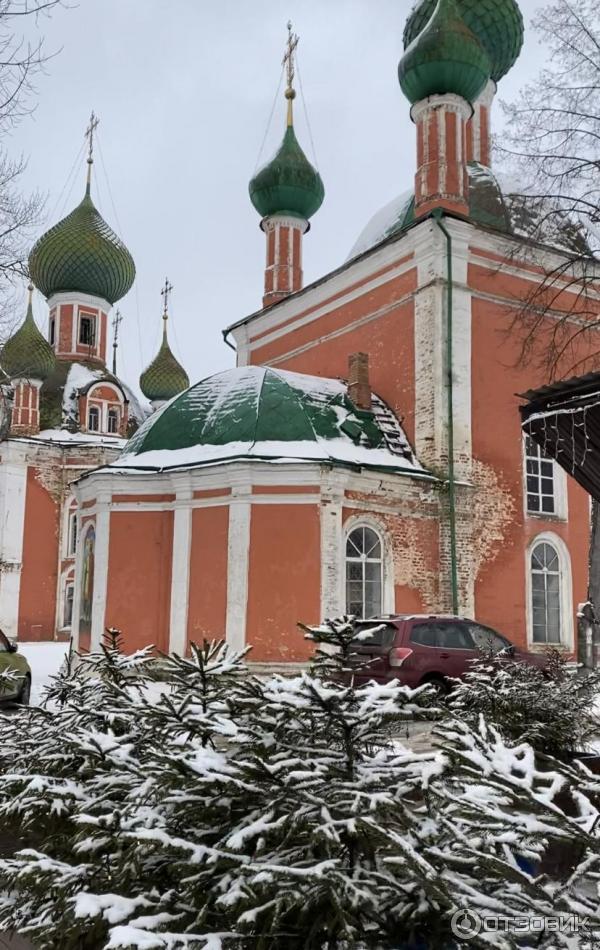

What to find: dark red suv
left=348, top=615, right=548, bottom=691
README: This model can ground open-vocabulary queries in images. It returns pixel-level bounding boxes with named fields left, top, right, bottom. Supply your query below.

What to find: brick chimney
left=348, top=352, right=371, bottom=411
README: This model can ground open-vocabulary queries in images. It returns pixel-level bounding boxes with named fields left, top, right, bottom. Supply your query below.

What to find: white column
left=225, top=490, right=251, bottom=653
left=0, top=458, right=27, bottom=639
left=90, top=499, right=110, bottom=651
left=320, top=484, right=343, bottom=620
left=169, top=493, right=192, bottom=655
left=70, top=510, right=86, bottom=652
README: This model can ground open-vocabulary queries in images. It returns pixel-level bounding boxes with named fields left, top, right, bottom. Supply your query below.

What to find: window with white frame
left=525, top=435, right=557, bottom=515
left=63, top=582, right=74, bottom=627
left=530, top=540, right=562, bottom=644
left=87, top=405, right=100, bottom=432
left=346, top=525, right=383, bottom=618
left=49, top=316, right=56, bottom=347
left=79, top=315, right=96, bottom=346
left=107, top=407, right=119, bottom=434
left=67, top=510, right=78, bottom=556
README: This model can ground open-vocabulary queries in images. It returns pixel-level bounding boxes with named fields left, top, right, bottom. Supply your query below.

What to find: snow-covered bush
left=0, top=622, right=600, bottom=949
left=448, top=648, right=600, bottom=758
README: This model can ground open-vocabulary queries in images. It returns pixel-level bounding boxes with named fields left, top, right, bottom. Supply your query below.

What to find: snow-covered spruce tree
left=447, top=649, right=600, bottom=759
left=425, top=715, right=600, bottom=947
left=211, top=618, right=457, bottom=949
left=3, top=623, right=600, bottom=948
left=0, top=632, right=252, bottom=950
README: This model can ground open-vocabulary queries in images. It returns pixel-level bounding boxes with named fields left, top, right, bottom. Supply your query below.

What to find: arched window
left=63, top=582, right=74, bottom=627
left=68, top=509, right=78, bottom=556
left=530, top=540, right=562, bottom=644
left=107, top=407, right=119, bottom=434
left=87, top=405, right=100, bottom=432
left=346, top=525, right=383, bottom=618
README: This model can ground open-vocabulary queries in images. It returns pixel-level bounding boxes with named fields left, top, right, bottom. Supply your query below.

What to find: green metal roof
left=118, top=366, right=424, bottom=475
left=249, top=125, right=324, bottom=221
left=399, top=0, right=490, bottom=105
left=404, top=0, right=524, bottom=84
left=139, top=328, right=190, bottom=402
left=28, top=186, right=135, bottom=305
left=1, top=291, right=55, bottom=381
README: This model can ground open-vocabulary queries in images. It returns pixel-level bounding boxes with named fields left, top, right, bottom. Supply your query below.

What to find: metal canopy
left=520, top=371, right=600, bottom=500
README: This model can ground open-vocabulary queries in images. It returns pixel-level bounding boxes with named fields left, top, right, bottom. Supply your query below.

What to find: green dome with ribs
left=139, top=329, right=189, bottom=403
left=399, top=0, right=490, bottom=104
left=404, top=0, right=524, bottom=83
left=28, top=186, right=135, bottom=304
left=1, top=289, right=55, bottom=380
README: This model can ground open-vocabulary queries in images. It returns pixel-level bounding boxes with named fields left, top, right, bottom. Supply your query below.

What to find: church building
left=2, top=0, right=598, bottom=664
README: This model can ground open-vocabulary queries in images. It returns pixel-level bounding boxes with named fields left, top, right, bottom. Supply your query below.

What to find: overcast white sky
left=13, top=0, right=545, bottom=395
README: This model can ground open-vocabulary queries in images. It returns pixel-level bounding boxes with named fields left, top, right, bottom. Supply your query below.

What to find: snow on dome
left=347, top=191, right=414, bottom=261
left=108, top=365, right=430, bottom=478
left=347, top=165, right=593, bottom=261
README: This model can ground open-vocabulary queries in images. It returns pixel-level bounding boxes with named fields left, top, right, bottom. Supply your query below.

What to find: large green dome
left=404, top=0, right=524, bottom=84
left=399, top=0, right=491, bottom=105
left=1, top=288, right=55, bottom=380
left=140, top=329, right=189, bottom=403
left=28, top=186, right=135, bottom=305
left=249, top=125, right=324, bottom=221
left=117, top=366, right=422, bottom=474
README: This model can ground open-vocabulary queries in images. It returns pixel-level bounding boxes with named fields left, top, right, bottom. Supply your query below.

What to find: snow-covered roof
left=103, top=365, right=432, bottom=478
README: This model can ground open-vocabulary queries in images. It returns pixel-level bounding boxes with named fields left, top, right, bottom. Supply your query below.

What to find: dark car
left=347, top=615, right=548, bottom=692
left=0, top=629, right=31, bottom=704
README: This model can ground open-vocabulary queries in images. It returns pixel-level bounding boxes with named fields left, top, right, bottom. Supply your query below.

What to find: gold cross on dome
left=282, top=22, right=299, bottom=91
left=161, top=277, right=173, bottom=321
left=85, top=110, right=99, bottom=163
left=282, top=22, right=299, bottom=125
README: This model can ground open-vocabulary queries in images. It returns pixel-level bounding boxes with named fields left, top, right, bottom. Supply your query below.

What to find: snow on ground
left=18, top=641, right=70, bottom=705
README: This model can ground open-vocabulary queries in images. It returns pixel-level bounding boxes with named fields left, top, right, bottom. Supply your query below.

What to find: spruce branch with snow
left=447, top=649, right=600, bottom=759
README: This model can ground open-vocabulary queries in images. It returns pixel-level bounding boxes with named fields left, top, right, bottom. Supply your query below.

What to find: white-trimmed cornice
left=47, top=291, right=112, bottom=312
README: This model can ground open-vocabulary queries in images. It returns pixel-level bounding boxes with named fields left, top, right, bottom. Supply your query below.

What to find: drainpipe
left=432, top=210, right=459, bottom=615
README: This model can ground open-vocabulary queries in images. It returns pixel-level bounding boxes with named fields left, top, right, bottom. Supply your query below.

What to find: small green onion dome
left=404, top=0, right=524, bottom=84
left=399, top=0, right=491, bottom=105
left=28, top=185, right=135, bottom=305
left=249, top=125, right=324, bottom=221
left=139, top=326, right=189, bottom=403
left=1, top=286, right=55, bottom=381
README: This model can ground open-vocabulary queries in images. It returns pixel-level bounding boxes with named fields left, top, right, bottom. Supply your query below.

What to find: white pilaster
left=320, top=481, right=344, bottom=620
left=169, top=492, right=192, bottom=655
left=412, top=217, right=472, bottom=478
left=90, top=498, right=110, bottom=651
left=225, top=490, right=251, bottom=653
left=413, top=220, right=447, bottom=468
left=0, top=458, right=27, bottom=639
left=70, top=510, right=86, bottom=651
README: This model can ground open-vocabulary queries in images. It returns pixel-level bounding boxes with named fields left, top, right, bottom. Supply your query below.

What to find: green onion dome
left=1, top=286, right=55, bottom=381
left=249, top=124, right=324, bottom=221
left=139, top=326, right=189, bottom=403
left=399, top=0, right=491, bottom=105
left=404, top=0, right=524, bottom=84
left=28, top=185, right=135, bottom=305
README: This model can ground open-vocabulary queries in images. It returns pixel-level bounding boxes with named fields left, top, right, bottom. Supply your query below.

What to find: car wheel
left=18, top=676, right=31, bottom=706
left=421, top=675, right=450, bottom=699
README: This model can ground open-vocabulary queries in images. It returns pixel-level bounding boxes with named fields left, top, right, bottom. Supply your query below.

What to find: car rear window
left=350, top=623, right=396, bottom=648
left=410, top=622, right=475, bottom=649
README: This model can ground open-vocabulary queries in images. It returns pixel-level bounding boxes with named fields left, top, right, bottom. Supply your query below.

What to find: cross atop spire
left=161, top=277, right=173, bottom=338
left=112, top=308, right=123, bottom=375
left=85, top=110, right=99, bottom=190
left=282, top=21, right=299, bottom=126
